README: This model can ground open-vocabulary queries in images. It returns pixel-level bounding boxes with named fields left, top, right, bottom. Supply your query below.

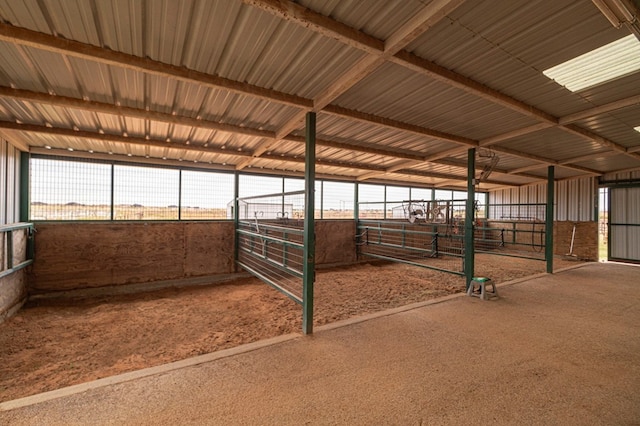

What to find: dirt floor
left=0, top=254, right=584, bottom=402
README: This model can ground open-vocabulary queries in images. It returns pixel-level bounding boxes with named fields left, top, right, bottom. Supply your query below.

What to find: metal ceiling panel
left=575, top=105, right=640, bottom=150
left=315, top=113, right=454, bottom=155
left=575, top=154, right=640, bottom=173
left=448, top=149, right=542, bottom=172
left=405, top=0, right=630, bottom=118
left=0, top=0, right=639, bottom=188
left=575, top=69, right=640, bottom=107
left=298, top=0, right=428, bottom=41
left=491, top=127, right=607, bottom=163
left=0, top=0, right=51, bottom=33
left=335, top=62, right=541, bottom=140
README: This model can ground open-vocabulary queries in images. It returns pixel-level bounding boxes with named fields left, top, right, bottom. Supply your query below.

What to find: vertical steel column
left=19, top=151, right=30, bottom=222
left=485, top=191, right=490, bottom=220
left=302, top=112, right=316, bottom=335
left=281, top=177, right=285, bottom=217
left=383, top=184, right=388, bottom=220
left=546, top=166, right=555, bottom=273
left=464, top=148, right=476, bottom=289
left=178, top=170, right=182, bottom=221
left=354, top=183, right=359, bottom=220
left=606, top=187, right=611, bottom=261
left=593, top=181, right=599, bottom=222
left=19, top=151, right=34, bottom=261
left=233, top=171, right=240, bottom=272
left=320, top=180, right=324, bottom=219
left=110, top=165, right=115, bottom=220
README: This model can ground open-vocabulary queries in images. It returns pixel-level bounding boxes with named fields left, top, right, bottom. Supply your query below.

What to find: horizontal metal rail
left=356, top=226, right=437, bottom=239
left=474, top=249, right=545, bottom=261
left=236, top=261, right=303, bottom=305
left=1, top=223, right=35, bottom=280
left=238, top=220, right=304, bottom=234
left=363, top=240, right=437, bottom=257
left=237, top=228, right=304, bottom=250
left=237, top=189, right=305, bottom=202
left=238, top=246, right=303, bottom=278
left=0, top=222, right=34, bottom=232
left=0, top=260, right=34, bottom=279
left=360, top=252, right=465, bottom=276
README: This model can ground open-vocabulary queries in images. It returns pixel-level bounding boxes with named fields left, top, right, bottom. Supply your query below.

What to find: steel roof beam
left=0, top=85, right=605, bottom=180
left=236, top=0, right=465, bottom=170
left=0, top=120, right=398, bottom=173
left=0, top=86, right=431, bottom=161
left=0, top=23, right=312, bottom=110
left=0, top=12, right=629, bottom=180
left=0, top=86, right=276, bottom=139
left=244, top=0, right=638, bottom=171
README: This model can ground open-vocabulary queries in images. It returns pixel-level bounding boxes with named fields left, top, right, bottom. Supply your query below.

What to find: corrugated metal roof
left=0, top=0, right=638, bottom=189
left=491, top=127, right=608, bottom=162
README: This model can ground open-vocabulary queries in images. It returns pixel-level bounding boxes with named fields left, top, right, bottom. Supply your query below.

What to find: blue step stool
left=467, top=277, right=498, bottom=300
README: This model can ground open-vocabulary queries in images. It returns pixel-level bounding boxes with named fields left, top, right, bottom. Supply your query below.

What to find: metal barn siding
left=489, top=176, right=597, bottom=221
left=609, top=187, right=640, bottom=263
left=0, top=138, right=5, bottom=225
left=602, top=170, right=640, bottom=182
left=0, top=137, right=21, bottom=225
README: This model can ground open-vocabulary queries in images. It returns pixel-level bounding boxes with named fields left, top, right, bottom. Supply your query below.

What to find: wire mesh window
left=284, top=177, right=304, bottom=192
left=239, top=174, right=283, bottom=198
left=358, top=184, right=385, bottom=219
left=435, top=189, right=453, bottom=200
left=113, top=165, right=179, bottom=220
left=322, top=181, right=354, bottom=219
left=181, top=170, right=234, bottom=219
left=386, top=185, right=410, bottom=219
left=29, top=156, right=488, bottom=223
left=475, top=192, right=487, bottom=219
left=30, top=158, right=111, bottom=220
left=410, top=187, right=432, bottom=201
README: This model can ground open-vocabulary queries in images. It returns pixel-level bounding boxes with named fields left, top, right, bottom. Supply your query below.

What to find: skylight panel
left=543, top=35, right=640, bottom=92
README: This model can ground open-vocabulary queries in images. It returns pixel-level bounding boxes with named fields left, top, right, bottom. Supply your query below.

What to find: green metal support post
left=545, top=166, right=555, bottom=273
left=20, top=151, right=35, bottom=260
left=354, top=183, right=359, bottom=221
left=20, top=151, right=30, bottom=222
left=464, top=148, right=475, bottom=290
left=233, top=171, right=239, bottom=272
left=302, top=112, right=316, bottom=335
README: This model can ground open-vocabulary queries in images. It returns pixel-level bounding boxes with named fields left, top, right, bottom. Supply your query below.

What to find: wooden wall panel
left=0, top=270, right=26, bottom=322
left=184, top=222, right=235, bottom=276
left=316, top=220, right=356, bottom=266
left=30, top=220, right=358, bottom=292
left=30, top=222, right=236, bottom=292
left=553, top=221, right=598, bottom=261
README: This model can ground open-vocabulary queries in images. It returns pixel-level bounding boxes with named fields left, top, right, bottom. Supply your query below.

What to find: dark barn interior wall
left=28, top=220, right=357, bottom=293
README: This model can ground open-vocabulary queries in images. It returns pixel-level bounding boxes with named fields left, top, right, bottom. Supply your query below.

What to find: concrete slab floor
left=1, top=262, right=639, bottom=425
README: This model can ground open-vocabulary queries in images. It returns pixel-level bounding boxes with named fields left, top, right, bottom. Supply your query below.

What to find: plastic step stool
left=467, top=277, right=498, bottom=300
